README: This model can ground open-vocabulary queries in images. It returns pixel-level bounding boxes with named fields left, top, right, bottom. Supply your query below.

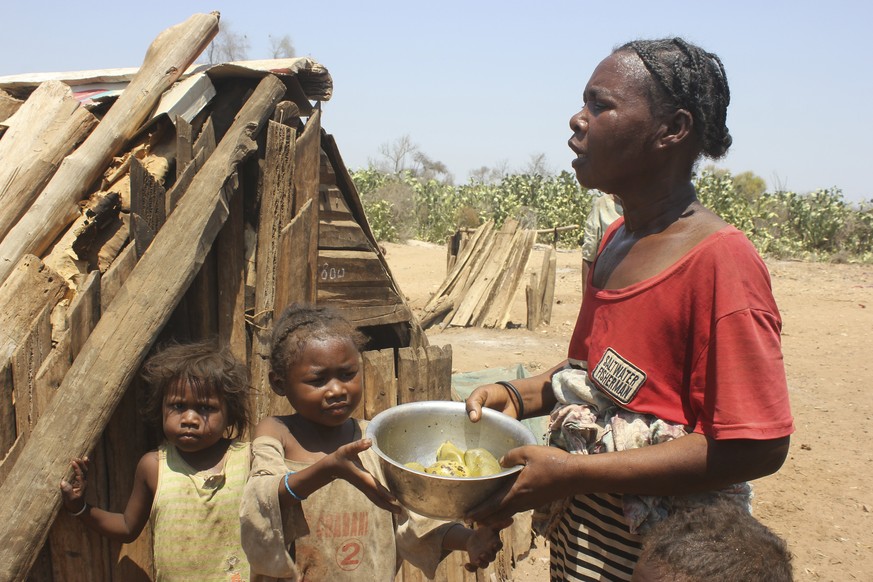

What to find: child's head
left=141, top=340, right=251, bottom=443
left=633, top=501, right=793, bottom=582
left=269, top=304, right=367, bottom=426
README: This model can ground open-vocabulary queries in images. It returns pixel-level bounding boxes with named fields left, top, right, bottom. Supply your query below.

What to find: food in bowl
left=404, top=440, right=502, bottom=477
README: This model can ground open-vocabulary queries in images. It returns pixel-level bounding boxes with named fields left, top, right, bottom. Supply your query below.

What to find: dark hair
left=141, top=339, right=251, bottom=439
left=638, top=500, right=793, bottom=581
left=269, top=303, right=367, bottom=381
left=617, top=37, right=732, bottom=159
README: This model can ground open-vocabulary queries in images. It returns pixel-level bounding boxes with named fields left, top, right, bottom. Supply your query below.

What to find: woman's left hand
left=466, top=445, right=573, bottom=526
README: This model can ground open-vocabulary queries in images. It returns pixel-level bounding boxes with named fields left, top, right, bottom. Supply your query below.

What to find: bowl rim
left=365, top=400, right=537, bottom=482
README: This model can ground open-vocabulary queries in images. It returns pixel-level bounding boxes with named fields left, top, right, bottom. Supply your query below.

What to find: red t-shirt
left=568, top=220, right=794, bottom=440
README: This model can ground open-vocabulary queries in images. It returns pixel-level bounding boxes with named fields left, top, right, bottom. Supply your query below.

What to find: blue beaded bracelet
left=283, top=471, right=306, bottom=501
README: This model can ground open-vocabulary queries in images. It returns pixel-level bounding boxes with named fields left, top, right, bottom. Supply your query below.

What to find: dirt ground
left=380, top=240, right=873, bottom=581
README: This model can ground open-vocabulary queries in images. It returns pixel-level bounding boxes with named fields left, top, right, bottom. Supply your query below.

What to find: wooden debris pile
left=421, top=219, right=562, bottom=330
left=0, top=12, right=469, bottom=581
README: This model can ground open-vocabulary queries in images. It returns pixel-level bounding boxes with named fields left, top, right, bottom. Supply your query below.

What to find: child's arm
left=256, top=417, right=400, bottom=514
left=282, top=439, right=400, bottom=513
left=442, top=520, right=512, bottom=571
left=59, top=453, right=157, bottom=543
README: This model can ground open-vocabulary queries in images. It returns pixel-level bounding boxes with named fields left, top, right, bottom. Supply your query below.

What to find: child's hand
left=59, top=457, right=90, bottom=514
left=463, top=520, right=511, bottom=571
left=329, top=439, right=401, bottom=514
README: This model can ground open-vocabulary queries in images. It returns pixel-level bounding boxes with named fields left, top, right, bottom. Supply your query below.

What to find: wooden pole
left=0, top=81, right=97, bottom=242
left=0, top=74, right=285, bottom=581
left=0, top=12, right=220, bottom=285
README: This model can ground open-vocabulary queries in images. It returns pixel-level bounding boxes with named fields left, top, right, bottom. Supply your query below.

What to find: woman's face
left=568, top=51, right=662, bottom=194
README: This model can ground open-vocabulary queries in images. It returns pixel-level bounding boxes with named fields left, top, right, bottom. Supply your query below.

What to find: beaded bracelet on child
left=495, top=380, right=524, bottom=420
left=283, top=471, right=307, bottom=502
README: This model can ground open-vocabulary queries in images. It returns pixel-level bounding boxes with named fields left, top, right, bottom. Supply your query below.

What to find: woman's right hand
left=59, top=457, right=90, bottom=513
left=465, top=384, right=515, bottom=423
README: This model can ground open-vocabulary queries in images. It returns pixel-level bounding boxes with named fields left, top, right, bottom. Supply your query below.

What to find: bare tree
left=413, top=151, right=453, bottom=184
left=206, top=21, right=250, bottom=64
left=469, top=160, right=509, bottom=184
left=523, top=153, right=552, bottom=176
left=269, top=34, right=296, bottom=58
left=376, top=135, right=419, bottom=174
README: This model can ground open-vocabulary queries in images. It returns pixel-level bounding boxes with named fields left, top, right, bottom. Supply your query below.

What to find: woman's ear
left=657, top=108, right=694, bottom=149
left=268, top=371, right=286, bottom=397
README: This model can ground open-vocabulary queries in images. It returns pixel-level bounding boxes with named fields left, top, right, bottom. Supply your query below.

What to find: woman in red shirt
left=465, top=38, right=793, bottom=581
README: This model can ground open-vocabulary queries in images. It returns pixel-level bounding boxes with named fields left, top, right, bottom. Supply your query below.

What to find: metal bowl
left=366, top=400, right=537, bottom=520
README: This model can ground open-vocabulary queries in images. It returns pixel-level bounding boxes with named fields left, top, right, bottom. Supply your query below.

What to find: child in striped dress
left=60, top=340, right=253, bottom=581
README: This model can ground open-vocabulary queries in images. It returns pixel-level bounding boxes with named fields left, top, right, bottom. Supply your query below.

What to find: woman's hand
left=467, top=445, right=573, bottom=526
left=328, top=439, right=402, bottom=514
left=465, top=383, right=515, bottom=422
left=59, top=457, right=90, bottom=514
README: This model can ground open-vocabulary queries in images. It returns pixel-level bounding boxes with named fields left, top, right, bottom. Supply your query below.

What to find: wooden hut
left=0, top=13, right=530, bottom=581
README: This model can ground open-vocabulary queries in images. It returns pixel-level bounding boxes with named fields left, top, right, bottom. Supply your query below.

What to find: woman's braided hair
left=618, top=38, right=732, bottom=159
left=270, top=303, right=367, bottom=381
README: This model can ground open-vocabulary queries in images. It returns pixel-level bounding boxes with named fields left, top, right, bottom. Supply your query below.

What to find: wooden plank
left=396, top=347, right=428, bottom=405
left=540, top=247, right=557, bottom=325
left=275, top=198, right=318, bottom=314
left=104, top=376, right=155, bottom=581
left=318, top=218, right=372, bottom=251
left=166, top=146, right=206, bottom=213
left=0, top=81, right=97, bottom=242
left=129, top=156, right=167, bottom=235
left=493, top=230, right=536, bottom=329
left=317, top=284, right=403, bottom=306
left=319, top=150, right=336, bottom=186
left=424, top=222, right=493, bottom=313
left=319, top=185, right=353, bottom=218
left=192, top=115, right=216, bottom=160
left=332, top=305, right=412, bottom=328
left=427, top=344, right=453, bottom=402
left=0, top=74, right=285, bottom=581
left=0, top=255, right=67, bottom=364
left=362, top=348, right=396, bottom=420
left=185, top=235, right=219, bottom=340
left=11, top=304, right=53, bottom=437
left=250, top=120, right=296, bottom=423
left=0, top=13, right=220, bottom=286
left=100, top=243, right=137, bottom=314
left=526, top=274, right=540, bottom=331
left=129, top=213, right=156, bottom=260
left=292, top=108, right=321, bottom=214
left=0, top=363, right=14, bottom=460
left=315, top=249, right=391, bottom=286
left=473, top=228, right=528, bottom=327
left=321, top=133, right=378, bottom=244
left=450, top=221, right=519, bottom=326
left=480, top=229, right=535, bottom=328
left=175, top=115, right=194, bottom=180
left=0, top=88, right=22, bottom=123
left=216, top=173, right=247, bottom=363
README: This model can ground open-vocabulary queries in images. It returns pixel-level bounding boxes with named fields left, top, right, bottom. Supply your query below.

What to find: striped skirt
left=549, top=493, right=642, bottom=581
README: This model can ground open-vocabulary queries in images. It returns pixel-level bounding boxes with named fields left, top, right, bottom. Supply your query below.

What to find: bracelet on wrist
left=69, top=501, right=88, bottom=517
left=495, top=380, right=524, bottom=420
left=283, top=471, right=307, bottom=502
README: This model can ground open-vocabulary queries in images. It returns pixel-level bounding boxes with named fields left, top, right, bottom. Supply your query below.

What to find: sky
left=1, top=1, right=871, bottom=203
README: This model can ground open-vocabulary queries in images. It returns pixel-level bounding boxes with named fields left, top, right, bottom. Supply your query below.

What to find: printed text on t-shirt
left=590, top=347, right=646, bottom=405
